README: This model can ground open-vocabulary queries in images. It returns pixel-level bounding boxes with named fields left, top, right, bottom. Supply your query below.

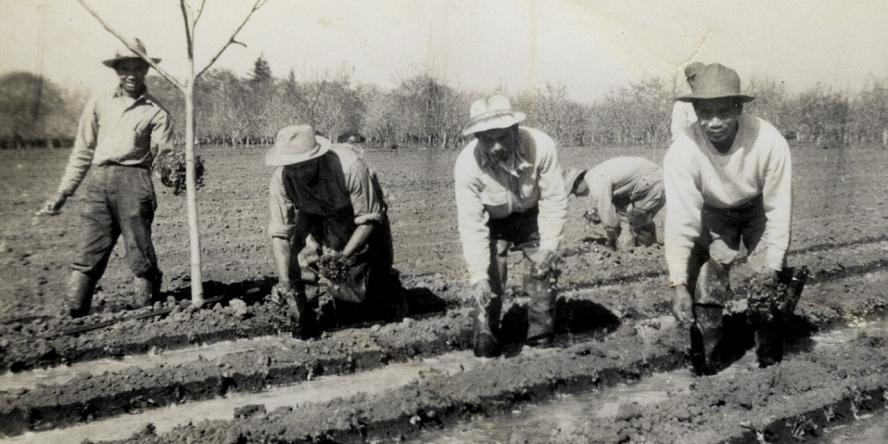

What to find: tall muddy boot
left=691, top=260, right=732, bottom=375
left=690, top=304, right=724, bottom=375
left=66, top=271, right=96, bottom=318
left=748, top=267, right=809, bottom=368
left=524, top=274, right=556, bottom=347
left=471, top=290, right=502, bottom=357
left=132, top=271, right=162, bottom=309
left=286, top=288, right=316, bottom=340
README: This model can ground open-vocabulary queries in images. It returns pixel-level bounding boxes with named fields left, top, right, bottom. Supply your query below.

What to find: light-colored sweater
left=663, top=115, right=792, bottom=286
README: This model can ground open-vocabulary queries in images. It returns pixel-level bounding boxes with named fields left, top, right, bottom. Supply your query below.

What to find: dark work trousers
left=488, top=207, right=542, bottom=295
left=71, top=164, right=160, bottom=281
left=488, top=207, right=557, bottom=340
left=687, top=195, right=768, bottom=305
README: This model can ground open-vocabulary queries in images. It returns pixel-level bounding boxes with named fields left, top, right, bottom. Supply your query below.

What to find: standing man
left=563, top=156, right=664, bottom=250
left=267, top=125, right=402, bottom=338
left=454, top=95, right=568, bottom=357
left=670, top=62, right=705, bottom=142
left=663, top=63, right=793, bottom=374
left=39, top=39, right=173, bottom=317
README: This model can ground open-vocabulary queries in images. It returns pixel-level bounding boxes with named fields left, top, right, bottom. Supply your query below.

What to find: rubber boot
left=286, top=289, right=315, bottom=340
left=690, top=305, right=724, bottom=375
left=132, top=271, right=162, bottom=309
left=524, top=274, right=556, bottom=347
left=749, top=267, right=809, bottom=368
left=691, top=260, right=732, bottom=375
left=471, top=290, right=502, bottom=357
left=67, top=271, right=96, bottom=318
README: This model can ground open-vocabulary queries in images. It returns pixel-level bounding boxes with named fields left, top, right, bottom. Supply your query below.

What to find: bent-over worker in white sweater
left=663, top=63, right=793, bottom=373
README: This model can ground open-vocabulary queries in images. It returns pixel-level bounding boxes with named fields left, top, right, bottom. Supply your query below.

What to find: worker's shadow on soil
left=497, top=296, right=621, bottom=356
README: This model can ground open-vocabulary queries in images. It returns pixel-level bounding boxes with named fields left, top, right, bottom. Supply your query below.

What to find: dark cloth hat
left=684, top=62, right=705, bottom=82
left=678, top=63, right=755, bottom=103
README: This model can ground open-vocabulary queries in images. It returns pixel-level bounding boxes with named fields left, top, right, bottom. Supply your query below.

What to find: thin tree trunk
left=184, top=79, right=204, bottom=306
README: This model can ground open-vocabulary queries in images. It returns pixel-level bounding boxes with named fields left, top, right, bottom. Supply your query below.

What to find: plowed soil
left=1, top=145, right=886, bottom=443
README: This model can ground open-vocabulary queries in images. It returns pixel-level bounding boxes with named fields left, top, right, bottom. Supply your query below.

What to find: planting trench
left=1, top=260, right=888, bottom=441
left=2, top=234, right=887, bottom=375
left=87, top=314, right=888, bottom=443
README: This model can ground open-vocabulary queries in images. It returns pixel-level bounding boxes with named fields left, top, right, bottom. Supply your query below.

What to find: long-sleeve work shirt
left=454, top=126, right=568, bottom=284
left=663, top=114, right=792, bottom=286
left=57, top=87, right=173, bottom=196
left=268, top=144, right=385, bottom=240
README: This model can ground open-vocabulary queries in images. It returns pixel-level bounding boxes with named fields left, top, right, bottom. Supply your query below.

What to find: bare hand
left=269, top=282, right=294, bottom=306
left=671, top=285, right=694, bottom=327
left=37, top=193, right=67, bottom=216
left=471, top=279, right=494, bottom=302
left=530, top=247, right=556, bottom=270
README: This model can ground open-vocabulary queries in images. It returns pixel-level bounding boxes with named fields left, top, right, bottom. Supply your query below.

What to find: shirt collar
left=113, top=85, right=150, bottom=104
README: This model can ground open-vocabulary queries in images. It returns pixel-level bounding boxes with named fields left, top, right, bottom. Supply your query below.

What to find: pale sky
left=1, top=0, right=887, bottom=102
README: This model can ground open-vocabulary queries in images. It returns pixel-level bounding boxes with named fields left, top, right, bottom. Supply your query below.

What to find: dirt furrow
left=3, top=264, right=888, bottom=438
left=98, top=314, right=888, bottom=444
left=1, top=237, right=886, bottom=377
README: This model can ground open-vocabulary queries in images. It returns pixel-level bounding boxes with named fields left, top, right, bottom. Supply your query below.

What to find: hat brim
left=563, top=168, right=587, bottom=195
left=677, top=94, right=755, bottom=103
left=461, top=112, right=526, bottom=136
left=265, top=136, right=331, bottom=166
left=103, top=57, right=161, bottom=68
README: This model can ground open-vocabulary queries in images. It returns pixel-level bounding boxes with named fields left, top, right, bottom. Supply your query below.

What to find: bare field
left=1, top=144, right=888, bottom=443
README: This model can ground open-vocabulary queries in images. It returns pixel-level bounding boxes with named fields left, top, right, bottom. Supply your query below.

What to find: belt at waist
left=703, top=195, right=762, bottom=213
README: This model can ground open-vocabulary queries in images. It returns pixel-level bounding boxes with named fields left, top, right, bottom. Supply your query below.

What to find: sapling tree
left=78, top=0, right=267, bottom=306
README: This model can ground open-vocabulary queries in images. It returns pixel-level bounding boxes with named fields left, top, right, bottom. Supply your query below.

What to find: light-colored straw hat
left=102, top=38, right=161, bottom=68
left=265, top=125, right=332, bottom=166
left=461, top=95, right=527, bottom=136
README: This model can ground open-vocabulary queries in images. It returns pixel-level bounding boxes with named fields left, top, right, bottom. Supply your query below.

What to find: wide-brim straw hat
left=102, top=38, right=161, bottom=68
left=461, top=95, right=527, bottom=136
left=265, top=125, right=332, bottom=166
left=563, top=167, right=587, bottom=196
left=677, top=63, right=755, bottom=103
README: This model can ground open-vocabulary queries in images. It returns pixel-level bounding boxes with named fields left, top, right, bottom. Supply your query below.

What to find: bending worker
left=266, top=125, right=403, bottom=338
left=454, top=95, right=568, bottom=357
left=663, top=63, right=793, bottom=374
left=563, top=156, right=664, bottom=250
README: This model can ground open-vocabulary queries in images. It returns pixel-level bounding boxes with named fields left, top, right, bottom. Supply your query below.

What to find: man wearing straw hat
left=38, top=39, right=173, bottom=317
left=454, top=95, right=568, bottom=357
left=563, top=157, right=664, bottom=251
left=663, top=63, right=794, bottom=373
left=266, top=125, right=403, bottom=338
left=670, top=62, right=705, bottom=142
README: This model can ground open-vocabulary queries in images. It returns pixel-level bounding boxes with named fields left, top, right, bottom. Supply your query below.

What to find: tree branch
left=196, top=0, right=266, bottom=78
left=193, top=0, right=206, bottom=28
left=179, top=0, right=194, bottom=59
left=77, top=0, right=184, bottom=90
